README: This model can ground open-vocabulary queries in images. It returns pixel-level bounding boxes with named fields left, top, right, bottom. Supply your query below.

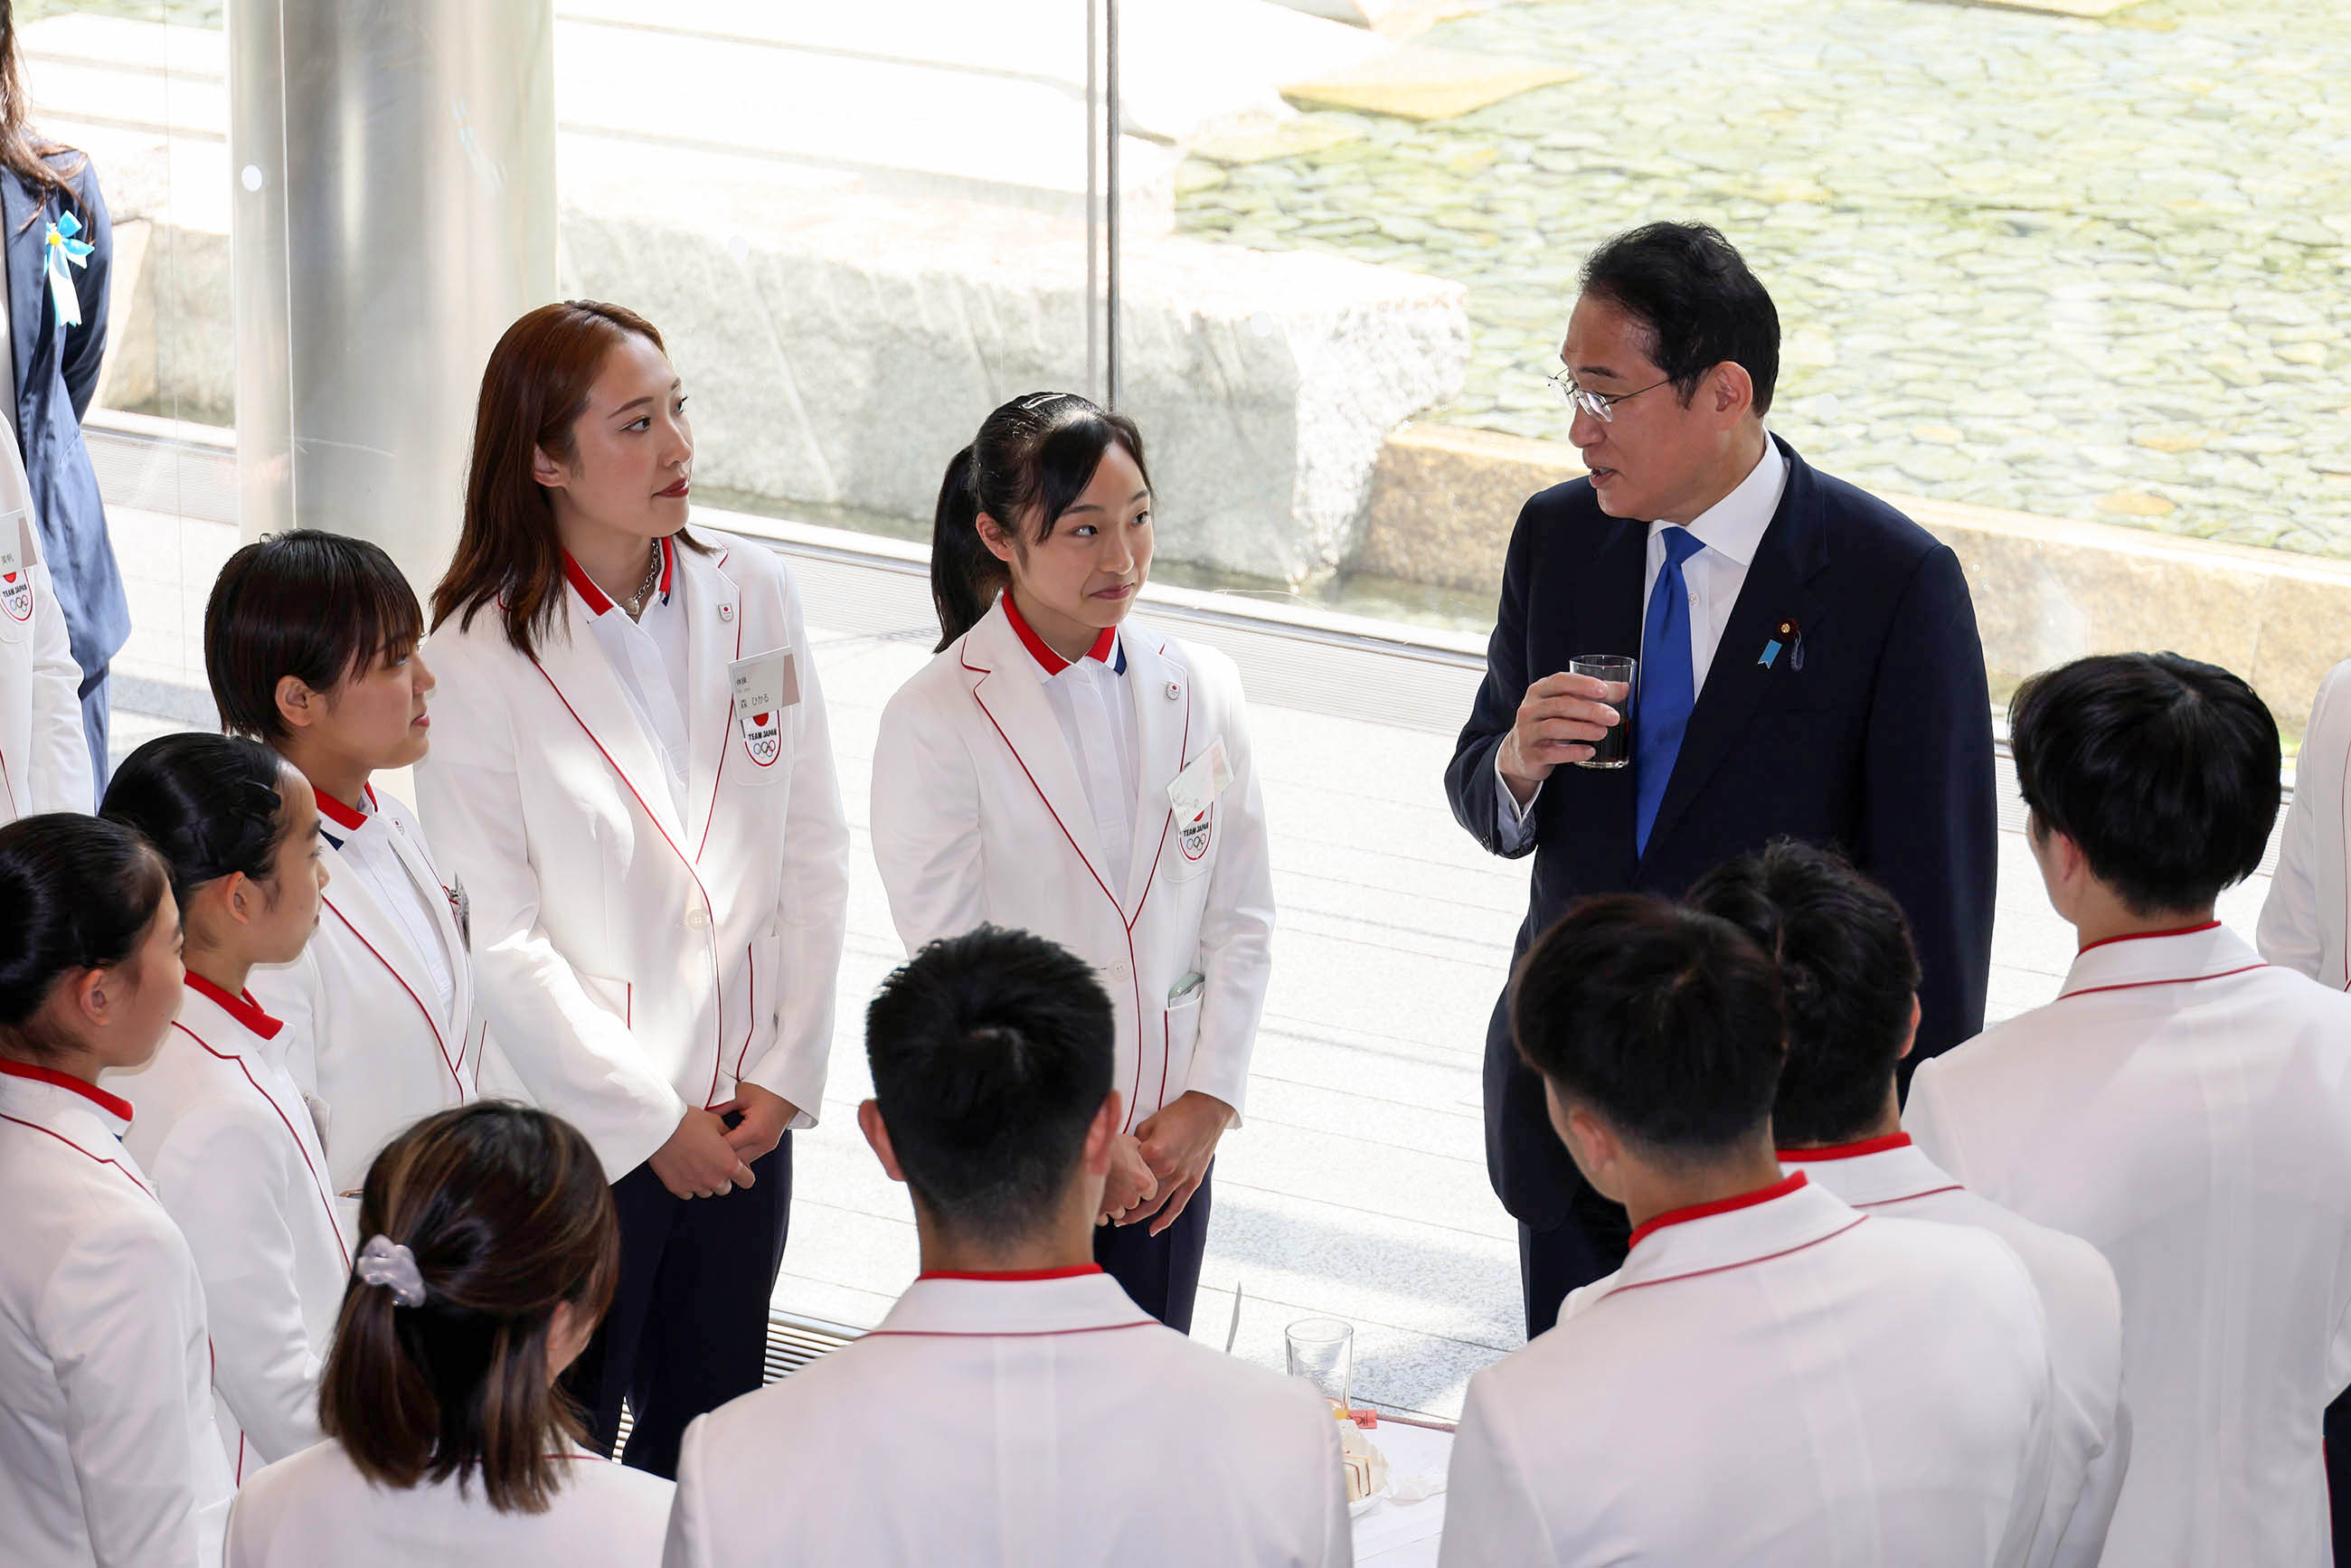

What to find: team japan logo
left=1180, top=807, right=1213, bottom=861
left=0, top=568, right=28, bottom=622
left=740, top=705, right=782, bottom=767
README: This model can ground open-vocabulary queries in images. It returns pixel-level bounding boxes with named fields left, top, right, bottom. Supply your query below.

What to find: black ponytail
left=0, top=814, right=169, bottom=1062
left=101, top=732, right=294, bottom=905
left=927, top=392, right=1152, bottom=652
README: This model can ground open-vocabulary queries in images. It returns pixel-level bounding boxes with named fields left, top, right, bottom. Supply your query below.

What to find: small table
left=1351, top=1418, right=1454, bottom=1566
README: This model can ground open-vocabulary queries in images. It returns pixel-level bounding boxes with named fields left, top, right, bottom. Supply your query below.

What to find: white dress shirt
left=665, top=1268, right=1349, bottom=1567
left=1784, top=1133, right=2129, bottom=1568
left=1497, top=435, right=1789, bottom=844
left=574, top=543, right=693, bottom=818
left=1005, top=595, right=1141, bottom=894
left=1906, top=921, right=2351, bottom=1568
left=1440, top=1172, right=2054, bottom=1567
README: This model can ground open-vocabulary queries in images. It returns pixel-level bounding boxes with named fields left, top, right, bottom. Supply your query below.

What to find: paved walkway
left=124, top=610, right=2237, bottom=1423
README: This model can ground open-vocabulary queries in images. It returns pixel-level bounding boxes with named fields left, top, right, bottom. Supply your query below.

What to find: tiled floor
left=111, top=620, right=2280, bottom=1424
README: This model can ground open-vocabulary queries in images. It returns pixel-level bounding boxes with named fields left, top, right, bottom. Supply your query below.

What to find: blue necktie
left=1634, top=527, right=1706, bottom=855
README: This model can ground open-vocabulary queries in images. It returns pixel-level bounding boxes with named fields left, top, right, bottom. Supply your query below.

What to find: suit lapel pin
left=1759, top=619, right=1801, bottom=670
left=1165, top=680, right=1181, bottom=702
left=718, top=602, right=734, bottom=623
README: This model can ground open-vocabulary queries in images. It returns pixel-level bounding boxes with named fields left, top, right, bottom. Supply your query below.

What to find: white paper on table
left=1351, top=1422, right=1453, bottom=1566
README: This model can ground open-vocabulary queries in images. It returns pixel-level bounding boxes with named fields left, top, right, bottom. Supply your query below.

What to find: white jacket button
left=685, top=907, right=710, bottom=931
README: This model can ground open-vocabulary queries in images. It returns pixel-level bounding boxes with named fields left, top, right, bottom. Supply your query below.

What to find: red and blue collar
left=314, top=781, right=376, bottom=845
left=1002, top=592, right=1119, bottom=676
left=0, top=1057, right=134, bottom=1122
left=564, top=536, right=675, bottom=618
left=183, top=972, right=285, bottom=1041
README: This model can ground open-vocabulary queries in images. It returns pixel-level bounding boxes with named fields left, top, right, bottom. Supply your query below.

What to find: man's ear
left=1080, top=1092, right=1122, bottom=1176
left=275, top=675, right=320, bottom=735
left=1708, top=360, right=1756, bottom=422
left=1898, top=994, right=1921, bottom=1063
left=857, top=1100, right=906, bottom=1185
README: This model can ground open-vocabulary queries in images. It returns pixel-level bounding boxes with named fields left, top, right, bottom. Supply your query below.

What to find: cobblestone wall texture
left=1177, top=0, right=2351, bottom=559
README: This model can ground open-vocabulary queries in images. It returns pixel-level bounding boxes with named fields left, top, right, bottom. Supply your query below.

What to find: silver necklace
left=622, top=541, right=662, bottom=619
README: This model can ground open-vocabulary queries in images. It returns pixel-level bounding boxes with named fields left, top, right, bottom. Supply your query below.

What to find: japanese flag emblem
left=741, top=706, right=781, bottom=768
left=0, top=569, right=27, bottom=623
left=1180, top=806, right=1213, bottom=862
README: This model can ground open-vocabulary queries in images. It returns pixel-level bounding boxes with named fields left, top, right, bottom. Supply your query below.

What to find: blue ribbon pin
left=43, top=212, right=93, bottom=330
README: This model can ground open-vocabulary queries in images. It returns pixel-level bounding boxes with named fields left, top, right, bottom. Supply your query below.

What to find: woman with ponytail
left=871, top=392, right=1276, bottom=1332
left=0, top=811, right=234, bottom=1567
left=100, top=731, right=344, bottom=1481
left=226, top=1101, right=670, bottom=1566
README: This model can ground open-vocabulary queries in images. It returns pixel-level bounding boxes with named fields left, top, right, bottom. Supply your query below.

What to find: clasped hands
left=648, top=1082, right=798, bottom=1200
left=1099, top=1090, right=1234, bottom=1238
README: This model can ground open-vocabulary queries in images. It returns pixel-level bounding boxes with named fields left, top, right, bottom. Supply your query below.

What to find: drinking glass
left=1570, top=654, right=1636, bottom=770
left=1286, top=1318, right=1354, bottom=1411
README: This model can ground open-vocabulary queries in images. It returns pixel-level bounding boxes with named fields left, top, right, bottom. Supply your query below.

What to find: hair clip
left=355, top=1234, right=428, bottom=1308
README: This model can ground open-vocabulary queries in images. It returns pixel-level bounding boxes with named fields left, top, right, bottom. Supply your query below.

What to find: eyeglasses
left=1549, top=372, right=1672, bottom=423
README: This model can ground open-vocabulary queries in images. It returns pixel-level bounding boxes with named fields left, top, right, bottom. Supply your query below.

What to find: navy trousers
left=566, top=1132, right=792, bottom=1479
left=1516, top=1179, right=1632, bottom=1341
left=1094, top=1164, right=1213, bottom=1335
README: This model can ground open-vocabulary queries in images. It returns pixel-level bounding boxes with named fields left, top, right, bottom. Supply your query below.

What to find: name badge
left=729, top=647, right=800, bottom=769
left=0, top=510, right=31, bottom=623
left=1166, top=736, right=1233, bottom=823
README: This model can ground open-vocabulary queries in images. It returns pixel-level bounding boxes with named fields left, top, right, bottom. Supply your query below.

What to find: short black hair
left=2009, top=653, right=2279, bottom=915
left=1685, top=840, right=1920, bottom=1148
left=205, top=530, right=424, bottom=744
left=864, top=926, right=1115, bottom=1242
left=1579, top=222, right=1780, bottom=416
left=1512, top=893, right=1786, bottom=1157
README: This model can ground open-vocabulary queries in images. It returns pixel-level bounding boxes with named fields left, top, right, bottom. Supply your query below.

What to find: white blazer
left=1440, top=1175, right=2054, bottom=1568
left=229, top=1440, right=673, bottom=1568
left=110, top=977, right=351, bottom=1481
left=250, top=784, right=487, bottom=1212
left=1785, top=1135, right=2129, bottom=1568
left=871, top=603, right=1275, bottom=1126
left=664, top=1269, right=1349, bottom=1567
left=1906, top=921, right=2351, bottom=1568
left=0, top=490, right=94, bottom=824
left=417, top=531, right=850, bottom=1179
left=0, top=1062, right=232, bottom=1568
left=2261, top=656, right=2351, bottom=989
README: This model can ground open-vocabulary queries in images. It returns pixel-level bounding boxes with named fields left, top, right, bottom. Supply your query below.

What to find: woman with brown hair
left=0, top=0, right=123, bottom=791
left=414, top=300, right=849, bottom=1478
left=224, top=1102, right=671, bottom=1565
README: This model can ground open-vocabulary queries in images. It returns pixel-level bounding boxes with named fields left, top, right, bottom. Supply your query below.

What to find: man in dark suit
left=1445, top=222, right=1997, bottom=1338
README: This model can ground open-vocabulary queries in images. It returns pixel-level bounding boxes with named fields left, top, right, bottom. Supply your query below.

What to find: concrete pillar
left=226, top=0, right=556, bottom=595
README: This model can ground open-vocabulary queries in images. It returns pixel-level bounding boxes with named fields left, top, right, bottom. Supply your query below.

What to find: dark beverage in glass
left=1571, top=655, right=1636, bottom=770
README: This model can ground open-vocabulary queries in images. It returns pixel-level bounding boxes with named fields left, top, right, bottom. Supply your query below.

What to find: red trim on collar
left=1001, top=592, right=1116, bottom=675
left=1779, top=1132, right=1911, bottom=1163
left=0, top=1058, right=135, bottom=1122
left=314, top=786, right=371, bottom=834
left=1628, top=1171, right=1808, bottom=1251
left=2077, top=920, right=2221, bottom=955
left=562, top=539, right=673, bottom=619
left=917, top=1264, right=1106, bottom=1282
left=183, top=973, right=285, bottom=1041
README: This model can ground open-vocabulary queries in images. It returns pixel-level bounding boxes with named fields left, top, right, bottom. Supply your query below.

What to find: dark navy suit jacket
left=1445, top=436, right=1997, bottom=1232
left=3, top=153, right=124, bottom=691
